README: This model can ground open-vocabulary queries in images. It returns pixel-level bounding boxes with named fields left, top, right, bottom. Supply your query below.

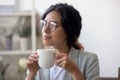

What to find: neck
left=54, top=44, right=70, bottom=54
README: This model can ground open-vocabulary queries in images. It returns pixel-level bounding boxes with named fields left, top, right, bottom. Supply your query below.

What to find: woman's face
left=42, top=11, right=67, bottom=48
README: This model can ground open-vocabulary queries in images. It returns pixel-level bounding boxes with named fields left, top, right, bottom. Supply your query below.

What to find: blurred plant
left=17, top=26, right=31, bottom=37
left=17, top=26, right=40, bottom=37
left=18, top=58, right=27, bottom=79
left=18, top=58, right=27, bottom=72
left=5, top=28, right=14, bottom=38
left=0, top=56, right=9, bottom=80
left=0, top=27, right=15, bottom=38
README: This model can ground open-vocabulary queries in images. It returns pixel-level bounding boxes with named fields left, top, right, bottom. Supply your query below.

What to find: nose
left=42, top=24, right=51, bottom=33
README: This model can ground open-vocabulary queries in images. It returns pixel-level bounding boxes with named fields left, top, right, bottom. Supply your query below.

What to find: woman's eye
left=50, top=22, right=57, bottom=28
left=40, top=20, right=46, bottom=28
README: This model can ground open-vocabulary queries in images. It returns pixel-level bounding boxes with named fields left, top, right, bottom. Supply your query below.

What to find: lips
left=43, top=36, right=51, bottom=40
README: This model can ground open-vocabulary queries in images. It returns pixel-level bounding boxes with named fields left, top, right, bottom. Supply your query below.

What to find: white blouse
left=50, top=65, right=65, bottom=80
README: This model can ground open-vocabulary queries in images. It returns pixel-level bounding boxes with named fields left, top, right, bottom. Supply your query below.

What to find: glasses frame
left=40, top=20, right=61, bottom=32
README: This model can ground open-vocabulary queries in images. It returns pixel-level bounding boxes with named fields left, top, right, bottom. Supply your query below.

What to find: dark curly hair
left=42, top=3, right=84, bottom=50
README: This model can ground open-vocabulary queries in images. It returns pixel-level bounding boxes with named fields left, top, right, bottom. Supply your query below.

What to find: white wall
left=0, top=0, right=15, bottom=5
left=78, top=0, right=120, bottom=77
left=20, top=0, right=120, bottom=77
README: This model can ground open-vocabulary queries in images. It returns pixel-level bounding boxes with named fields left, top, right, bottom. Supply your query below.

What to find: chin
left=43, top=42, right=53, bottom=46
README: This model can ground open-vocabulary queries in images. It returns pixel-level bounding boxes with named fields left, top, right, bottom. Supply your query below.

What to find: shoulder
left=80, top=51, right=98, bottom=60
left=70, top=47, right=99, bottom=63
left=77, top=50, right=99, bottom=70
left=70, top=47, right=100, bottom=79
left=79, top=51, right=99, bottom=65
left=79, top=51, right=100, bottom=79
left=70, top=47, right=98, bottom=59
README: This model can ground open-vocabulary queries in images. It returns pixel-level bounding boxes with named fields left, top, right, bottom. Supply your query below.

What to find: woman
left=26, top=3, right=100, bottom=80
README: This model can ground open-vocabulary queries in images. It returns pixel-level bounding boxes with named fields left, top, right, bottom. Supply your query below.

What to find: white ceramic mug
left=37, top=49, right=56, bottom=69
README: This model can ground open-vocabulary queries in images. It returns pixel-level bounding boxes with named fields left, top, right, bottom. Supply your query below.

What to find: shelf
left=0, top=0, right=37, bottom=55
left=0, top=11, right=32, bottom=16
left=0, top=50, right=32, bottom=55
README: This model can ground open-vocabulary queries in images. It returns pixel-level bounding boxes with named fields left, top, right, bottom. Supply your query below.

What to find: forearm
left=71, top=67, right=84, bottom=80
left=25, top=72, right=36, bottom=80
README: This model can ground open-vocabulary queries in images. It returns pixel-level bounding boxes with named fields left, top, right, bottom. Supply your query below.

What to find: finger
left=28, top=55, right=38, bottom=61
left=55, top=53, right=67, bottom=59
left=55, top=56, right=67, bottom=65
left=31, top=51, right=39, bottom=60
left=54, top=49, right=59, bottom=54
left=31, top=53, right=39, bottom=58
left=59, top=60, right=67, bottom=68
left=29, top=56, right=38, bottom=61
left=26, top=60, right=33, bottom=65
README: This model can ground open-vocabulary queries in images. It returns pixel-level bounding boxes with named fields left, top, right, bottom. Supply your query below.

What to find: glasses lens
left=40, top=20, right=46, bottom=28
left=49, top=22, right=57, bottom=31
left=40, top=20, right=58, bottom=31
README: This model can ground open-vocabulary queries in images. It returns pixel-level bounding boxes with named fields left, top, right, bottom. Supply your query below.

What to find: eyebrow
left=50, top=21, right=59, bottom=24
left=44, top=20, right=60, bottom=24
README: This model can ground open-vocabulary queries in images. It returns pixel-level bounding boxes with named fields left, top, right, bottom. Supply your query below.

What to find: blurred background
left=0, top=0, right=120, bottom=80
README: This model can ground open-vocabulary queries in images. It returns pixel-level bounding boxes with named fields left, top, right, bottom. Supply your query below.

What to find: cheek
left=52, top=30, right=67, bottom=43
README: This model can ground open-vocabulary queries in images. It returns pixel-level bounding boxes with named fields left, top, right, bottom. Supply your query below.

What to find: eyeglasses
left=40, top=20, right=61, bottom=31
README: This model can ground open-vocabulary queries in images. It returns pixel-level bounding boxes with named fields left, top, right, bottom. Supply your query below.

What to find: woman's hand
left=55, top=53, right=77, bottom=73
left=26, top=51, right=39, bottom=74
left=55, top=53, right=84, bottom=80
